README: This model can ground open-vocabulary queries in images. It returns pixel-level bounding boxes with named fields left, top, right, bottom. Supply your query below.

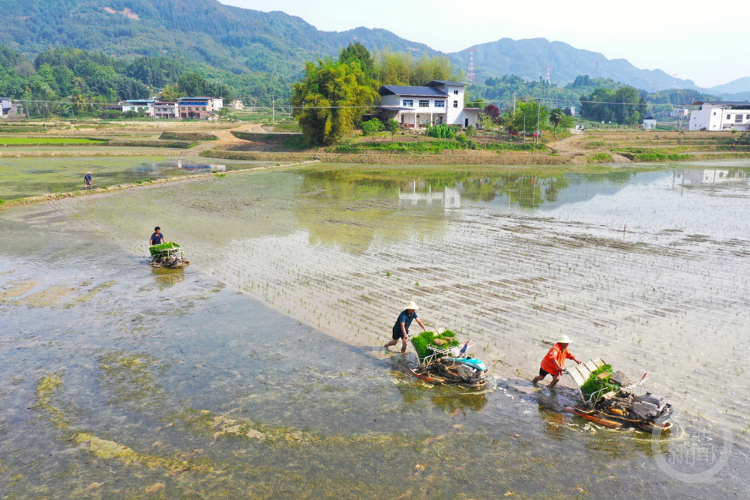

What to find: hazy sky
left=221, top=0, right=749, bottom=88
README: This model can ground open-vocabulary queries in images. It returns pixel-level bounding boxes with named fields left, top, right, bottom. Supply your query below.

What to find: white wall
left=444, top=85, right=464, bottom=124
left=689, top=105, right=750, bottom=131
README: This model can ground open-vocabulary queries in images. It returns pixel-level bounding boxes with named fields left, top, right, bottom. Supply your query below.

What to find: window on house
left=434, top=100, right=445, bottom=108
left=403, top=99, right=414, bottom=107
left=419, top=100, right=429, bottom=108
left=453, top=90, right=458, bottom=95
left=713, top=112, right=716, bottom=116
left=735, top=114, right=743, bottom=123
left=453, top=101, right=458, bottom=108
left=727, top=114, right=731, bottom=120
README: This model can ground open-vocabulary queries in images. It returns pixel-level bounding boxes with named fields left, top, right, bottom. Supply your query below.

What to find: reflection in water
left=152, top=267, right=185, bottom=289
left=398, top=182, right=461, bottom=210
left=683, top=168, right=748, bottom=186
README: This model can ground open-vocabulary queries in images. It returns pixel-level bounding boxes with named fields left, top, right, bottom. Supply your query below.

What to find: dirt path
left=547, top=131, right=632, bottom=163
left=187, top=123, right=266, bottom=154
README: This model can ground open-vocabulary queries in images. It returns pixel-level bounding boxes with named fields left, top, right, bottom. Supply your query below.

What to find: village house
left=228, top=99, right=244, bottom=110
left=376, top=80, right=479, bottom=129
left=153, top=101, right=179, bottom=119
left=689, top=101, right=750, bottom=131
left=121, top=99, right=155, bottom=116
left=642, top=116, right=657, bottom=130
left=1, top=97, right=18, bottom=118
left=178, top=97, right=218, bottom=119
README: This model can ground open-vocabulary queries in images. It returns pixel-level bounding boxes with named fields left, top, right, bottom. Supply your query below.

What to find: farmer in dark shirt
left=149, top=227, right=167, bottom=246
left=384, top=301, right=426, bottom=353
left=84, top=172, right=93, bottom=189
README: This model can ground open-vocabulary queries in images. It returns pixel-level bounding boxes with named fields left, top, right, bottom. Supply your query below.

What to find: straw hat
left=557, top=335, right=572, bottom=344
left=405, top=301, right=419, bottom=311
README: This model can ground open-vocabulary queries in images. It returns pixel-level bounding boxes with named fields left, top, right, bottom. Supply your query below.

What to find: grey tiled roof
left=379, top=86, right=448, bottom=97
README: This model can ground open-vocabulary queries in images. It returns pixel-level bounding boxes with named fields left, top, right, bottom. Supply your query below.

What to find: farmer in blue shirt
left=385, top=301, right=426, bottom=353
left=84, top=172, right=93, bottom=189
left=149, top=227, right=167, bottom=246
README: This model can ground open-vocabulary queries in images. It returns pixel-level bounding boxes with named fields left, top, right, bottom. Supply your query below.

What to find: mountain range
left=1, top=0, right=748, bottom=96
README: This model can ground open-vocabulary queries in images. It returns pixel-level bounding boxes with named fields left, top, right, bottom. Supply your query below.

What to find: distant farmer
left=532, top=335, right=581, bottom=388
left=84, top=172, right=93, bottom=189
left=149, top=227, right=167, bottom=247
left=384, top=301, right=426, bottom=353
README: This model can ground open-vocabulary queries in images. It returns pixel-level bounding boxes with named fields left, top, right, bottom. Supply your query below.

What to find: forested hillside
left=0, top=0, right=434, bottom=80
left=1, top=0, right=742, bottom=95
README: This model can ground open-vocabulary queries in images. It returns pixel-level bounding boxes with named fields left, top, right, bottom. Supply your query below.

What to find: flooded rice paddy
left=1, top=161, right=749, bottom=498
left=0, top=157, right=275, bottom=200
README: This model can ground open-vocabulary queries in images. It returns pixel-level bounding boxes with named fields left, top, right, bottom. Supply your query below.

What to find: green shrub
left=581, top=364, right=620, bottom=400
left=160, top=132, right=218, bottom=141
left=590, top=153, right=613, bottom=163
left=149, top=242, right=180, bottom=256
left=465, top=125, right=476, bottom=137
left=411, top=330, right=459, bottom=362
left=632, top=153, right=690, bottom=162
left=134, top=180, right=142, bottom=184
left=282, top=136, right=308, bottom=150
left=361, top=118, right=385, bottom=136
left=426, top=124, right=459, bottom=139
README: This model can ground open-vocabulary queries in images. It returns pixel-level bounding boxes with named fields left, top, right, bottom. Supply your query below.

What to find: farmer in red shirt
left=532, top=335, right=581, bottom=388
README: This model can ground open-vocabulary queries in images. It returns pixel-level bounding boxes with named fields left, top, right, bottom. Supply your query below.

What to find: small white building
left=376, top=80, right=479, bottom=129
left=642, top=116, right=657, bottom=130
left=689, top=101, right=750, bottom=131
left=228, top=99, right=244, bottom=110
left=121, top=99, right=155, bottom=116
left=211, top=98, right=224, bottom=111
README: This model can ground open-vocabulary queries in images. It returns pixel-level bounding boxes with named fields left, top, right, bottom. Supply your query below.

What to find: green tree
left=178, top=72, right=206, bottom=96
left=503, top=101, right=550, bottom=135
left=161, top=84, right=185, bottom=101
left=549, top=108, right=564, bottom=135
left=339, top=42, right=375, bottom=78
left=291, top=59, right=378, bottom=146
left=387, top=118, right=399, bottom=141
left=362, top=118, right=384, bottom=136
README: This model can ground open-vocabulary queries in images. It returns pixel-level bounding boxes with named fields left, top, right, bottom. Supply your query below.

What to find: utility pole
left=536, top=99, right=541, bottom=144
left=513, top=93, right=516, bottom=114
left=523, top=110, right=526, bottom=145
left=272, top=95, right=275, bottom=124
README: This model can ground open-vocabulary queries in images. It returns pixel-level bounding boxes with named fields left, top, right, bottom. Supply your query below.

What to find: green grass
left=108, top=140, right=196, bottom=149
left=0, top=137, right=108, bottom=146
left=269, top=122, right=302, bottom=132
left=159, top=132, right=218, bottom=141
left=281, top=136, right=308, bottom=150
left=632, top=153, right=691, bottom=162
left=590, top=153, right=613, bottom=163
left=332, top=140, right=545, bottom=154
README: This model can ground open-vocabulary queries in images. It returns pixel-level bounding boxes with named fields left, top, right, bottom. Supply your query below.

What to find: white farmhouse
left=642, top=116, right=657, bottom=130
left=121, top=99, right=155, bottom=116
left=689, top=101, right=750, bottom=131
left=376, top=80, right=479, bottom=129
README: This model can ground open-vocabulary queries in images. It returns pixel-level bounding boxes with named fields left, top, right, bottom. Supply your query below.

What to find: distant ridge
left=0, top=0, right=746, bottom=93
